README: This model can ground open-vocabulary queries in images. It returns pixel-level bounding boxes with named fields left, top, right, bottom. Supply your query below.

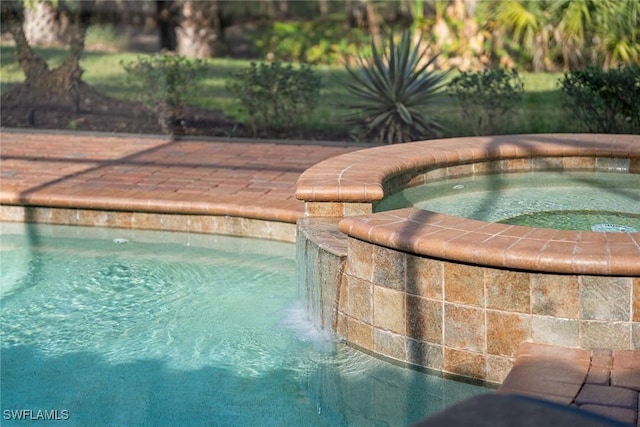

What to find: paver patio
left=0, top=130, right=362, bottom=225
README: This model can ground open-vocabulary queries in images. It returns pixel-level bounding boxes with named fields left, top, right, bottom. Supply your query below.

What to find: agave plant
left=342, top=29, right=449, bottom=144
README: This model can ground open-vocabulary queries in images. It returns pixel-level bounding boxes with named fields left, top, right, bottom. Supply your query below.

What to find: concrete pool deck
left=0, top=129, right=638, bottom=425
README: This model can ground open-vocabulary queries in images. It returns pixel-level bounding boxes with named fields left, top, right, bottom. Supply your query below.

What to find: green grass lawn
left=0, top=44, right=579, bottom=138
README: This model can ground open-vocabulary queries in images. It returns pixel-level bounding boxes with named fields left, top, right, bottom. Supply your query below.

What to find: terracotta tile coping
left=0, top=190, right=302, bottom=224
left=296, top=134, right=640, bottom=202
left=296, top=134, right=640, bottom=276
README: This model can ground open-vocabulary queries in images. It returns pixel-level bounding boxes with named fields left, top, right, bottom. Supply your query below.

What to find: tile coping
left=296, top=134, right=640, bottom=276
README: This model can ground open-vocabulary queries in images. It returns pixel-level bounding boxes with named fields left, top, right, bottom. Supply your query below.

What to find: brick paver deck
left=1, top=130, right=638, bottom=425
left=499, top=343, right=639, bottom=426
left=0, top=130, right=361, bottom=224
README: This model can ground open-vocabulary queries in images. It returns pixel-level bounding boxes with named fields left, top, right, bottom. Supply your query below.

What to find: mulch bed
left=1, top=82, right=350, bottom=141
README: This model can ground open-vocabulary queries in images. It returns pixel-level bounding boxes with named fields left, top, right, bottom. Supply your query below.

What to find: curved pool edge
left=296, top=133, right=640, bottom=276
left=0, top=204, right=299, bottom=243
left=295, top=133, right=640, bottom=383
left=338, top=208, right=640, bottom=276
left=296, top=133, right=640, bottom=203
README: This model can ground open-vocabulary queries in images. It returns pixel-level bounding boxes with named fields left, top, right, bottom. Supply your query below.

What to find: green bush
left=121, top=54, right=206, bottom=134
left=226, top=61, right=322, bottom=136
left=254, top=20, right=370, bottom=65
left=559, top=66, right=640, bottom=134
left=448, top=68, right=524, bottom=136
left=342, top=29, right=449, bottom=144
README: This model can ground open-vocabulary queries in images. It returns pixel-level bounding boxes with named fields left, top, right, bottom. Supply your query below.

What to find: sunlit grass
left=85, top=24, right=129, bottom=52
left=0, top=45, right=575, bottom=137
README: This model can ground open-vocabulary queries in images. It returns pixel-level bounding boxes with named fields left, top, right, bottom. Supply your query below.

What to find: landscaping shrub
left=559, top=66, right=640, bottom=134
left=448, top=68, right=524, bottom=136
left=226, top=61, right=321, bottom=136
left=121, top=54, right=206, bottom=134
left=341, top=29, right=449, bottom=144
left=254, top=20, right=370, bottom=65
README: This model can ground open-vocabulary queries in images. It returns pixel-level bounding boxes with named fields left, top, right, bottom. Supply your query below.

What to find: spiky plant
left=342, top=30, right=450, bottom=144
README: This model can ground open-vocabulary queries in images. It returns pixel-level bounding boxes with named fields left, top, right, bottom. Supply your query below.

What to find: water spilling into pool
left=375, top=171, right=640, bottom=232
left=0, top=223, right=487, bottom=426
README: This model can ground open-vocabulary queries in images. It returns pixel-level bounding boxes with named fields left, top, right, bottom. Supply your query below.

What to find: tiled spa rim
left=295, top=134, right=640, bottom=384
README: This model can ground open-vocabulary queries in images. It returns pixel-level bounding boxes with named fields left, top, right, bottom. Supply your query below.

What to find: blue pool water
left=375, top=171, right=640, bottom=232
left=0, top=223, right=488, bottom=426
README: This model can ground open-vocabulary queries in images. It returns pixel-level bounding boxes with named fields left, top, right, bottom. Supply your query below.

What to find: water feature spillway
left=296, top=218, right=346, bottom=333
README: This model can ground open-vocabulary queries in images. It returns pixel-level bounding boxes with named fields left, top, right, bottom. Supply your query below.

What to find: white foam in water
left=591, top=223, right=638, bottom=233
left=279, top=302, right=335, bottom=347
left=278, top=304, right=388, bottom=379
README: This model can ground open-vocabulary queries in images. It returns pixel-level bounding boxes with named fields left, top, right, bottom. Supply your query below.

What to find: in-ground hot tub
left=295, top=134, right=640, bottom=384
left=375, top=170, right=640, bottom=232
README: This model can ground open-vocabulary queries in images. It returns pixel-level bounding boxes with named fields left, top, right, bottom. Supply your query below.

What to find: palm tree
left=492, top=0, right=639, bottom=70
left=550, top=0, right=594, bottom=69
left=550, top=0, right=639, bottom=69
left=492, top=0, right=553, bottom=71
left=592, top=0, right=640, bottom=69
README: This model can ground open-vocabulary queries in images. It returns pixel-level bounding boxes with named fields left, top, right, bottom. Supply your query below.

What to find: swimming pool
left=0, top=223, right=488, bottom=426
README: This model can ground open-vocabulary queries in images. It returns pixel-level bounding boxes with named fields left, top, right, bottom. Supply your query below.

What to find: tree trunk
left=365, top=1, right=380, bottom=46
left=318, top=0, right=329, bottom=18
left=5, top=4, right=50, bottom=87
left=23, top=0, right=63, bottom=46
left=278, top=0, right=289, bottom=18
left=347, top=0, right=367, bottom=28
left=264, top=0, right=276, bottom=19
left=176, top=0, right=225, bottom=58
left=5, top=0, right=93, bottom=110
left=156, top=0, right=177, bottom=52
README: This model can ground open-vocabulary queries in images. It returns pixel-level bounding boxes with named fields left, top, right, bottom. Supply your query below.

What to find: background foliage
left=1, top=0, right=638, bottom=140
left=559, top=66, right=640, bottom=134
left=121, top=54, right=206, bottom=134
left=449, top=68, right=524, bottom=136
left=342, top=29, right=449, bottom=143
left=226, top=61, right=322, bottom=136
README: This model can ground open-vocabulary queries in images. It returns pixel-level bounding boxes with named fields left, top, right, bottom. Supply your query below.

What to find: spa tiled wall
left=337, top=238, right=640, bottom=383
left=335, top=237, right=639, bottom=383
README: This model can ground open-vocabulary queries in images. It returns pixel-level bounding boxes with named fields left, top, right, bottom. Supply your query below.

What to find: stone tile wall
left=0, top=205, right=296, bottom=242
left=335, top=237, right=639, bottom=383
